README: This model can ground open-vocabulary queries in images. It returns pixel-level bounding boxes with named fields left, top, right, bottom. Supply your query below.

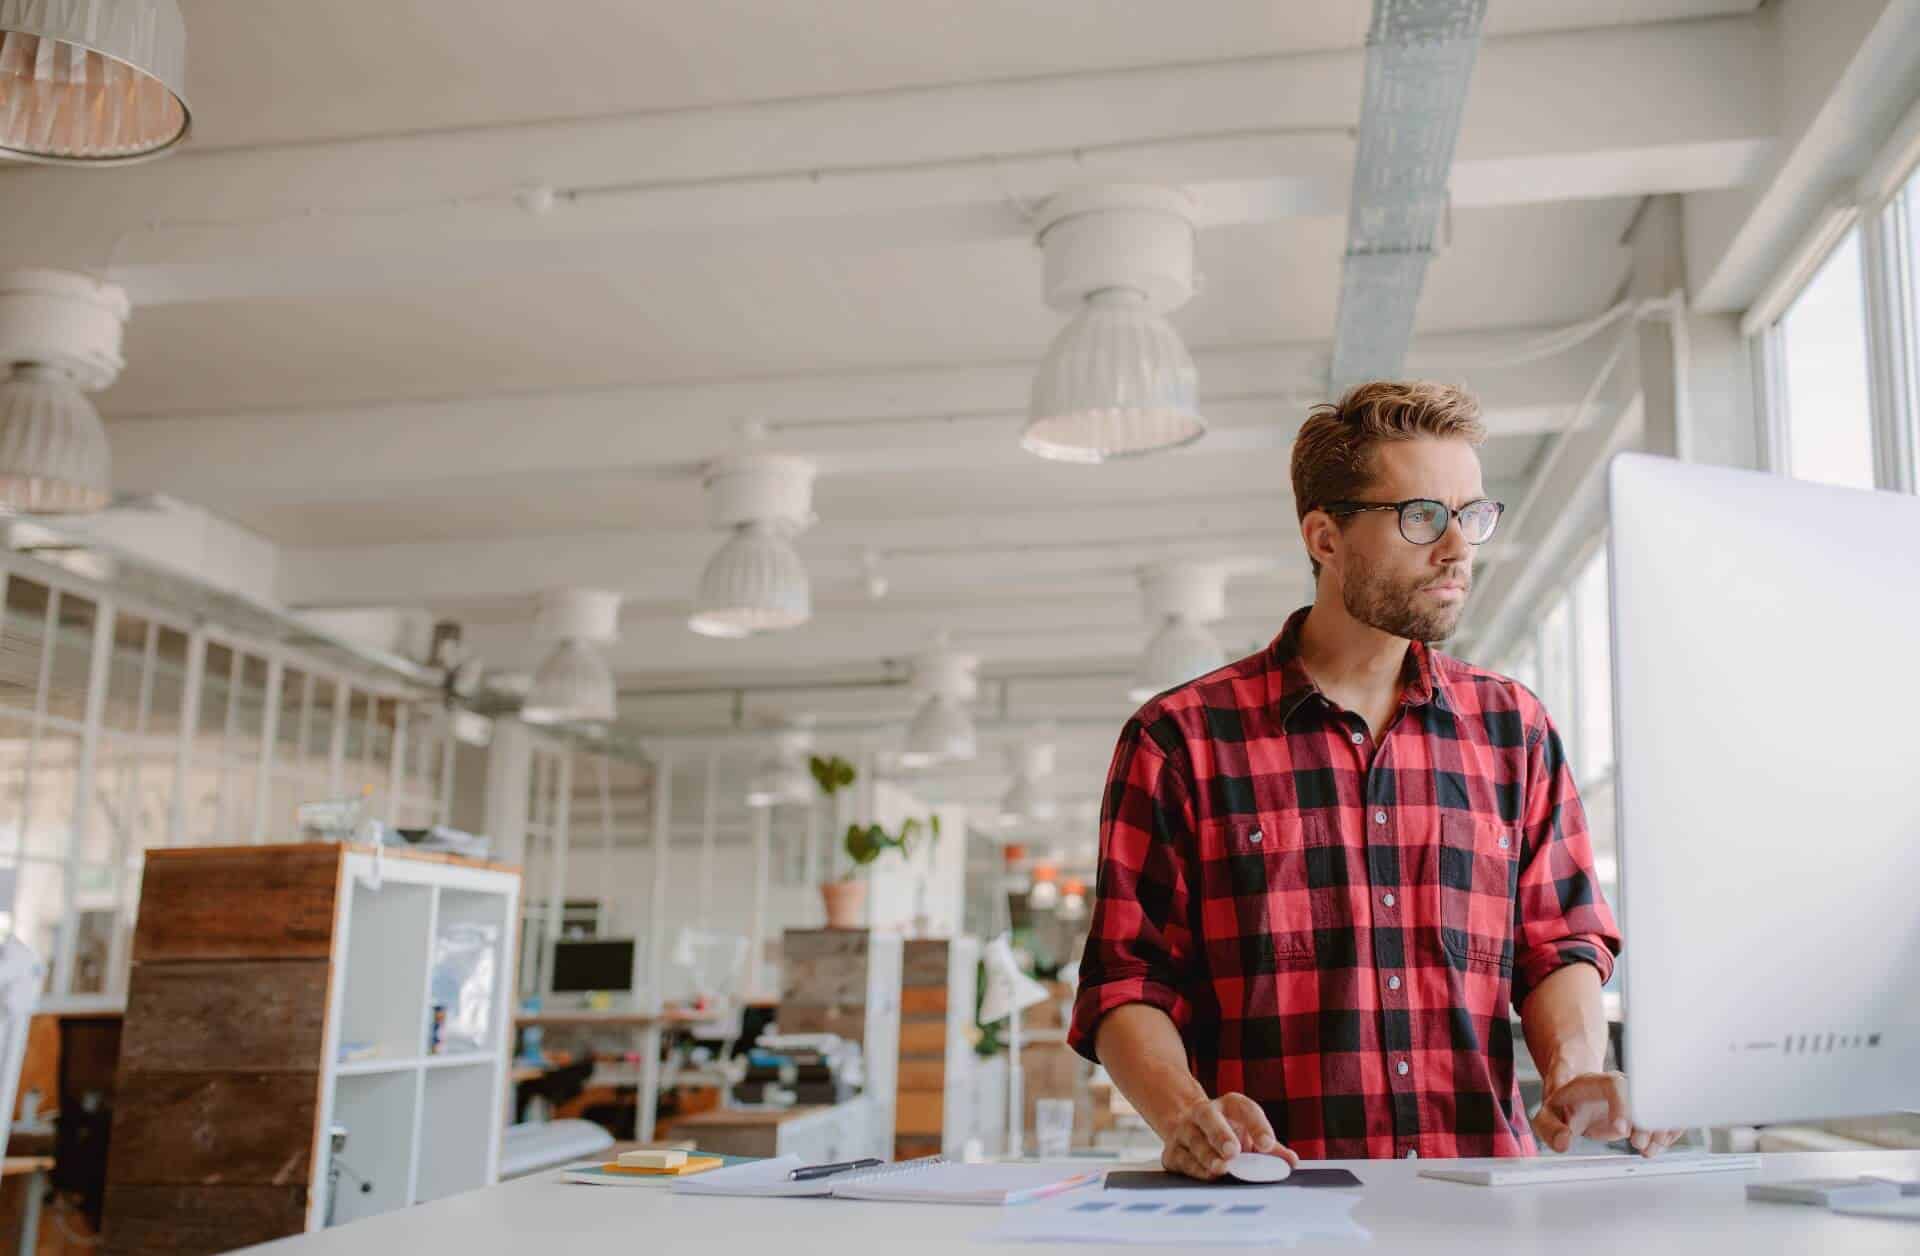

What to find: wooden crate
left=892, top=938, right=955, bottom=1160
left=102, top=845, right=519, bottom=1255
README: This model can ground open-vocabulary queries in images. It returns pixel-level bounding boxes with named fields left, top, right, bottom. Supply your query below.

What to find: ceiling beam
left=111, top=333, right=1607, bottom=513
left=278, top=481, right=1528, bottom=613
left=473, top=606, right=1303, bottom=678
left=0, top=15, right=1774, bottom=304
left=1689, top=0, right=1920, bottom=312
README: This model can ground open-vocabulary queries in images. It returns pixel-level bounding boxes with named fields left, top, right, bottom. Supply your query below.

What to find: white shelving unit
left=315, top=849, right=521, bottom=1228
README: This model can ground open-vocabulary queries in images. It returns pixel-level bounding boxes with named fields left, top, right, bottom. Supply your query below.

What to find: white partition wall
left=0, top=556, right=455, bottom=1003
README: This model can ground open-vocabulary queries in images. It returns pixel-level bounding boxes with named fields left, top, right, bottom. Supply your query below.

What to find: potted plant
left=810, top=754, right=941, bottom=928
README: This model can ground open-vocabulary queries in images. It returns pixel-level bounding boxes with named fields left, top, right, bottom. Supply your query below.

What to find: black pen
left=789, top=1157, right=883, bottom=1182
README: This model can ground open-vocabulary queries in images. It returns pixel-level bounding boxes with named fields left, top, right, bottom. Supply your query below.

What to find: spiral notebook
left=830, top=1157, right=1098, bottom=1205
left=671, top=1154, right=1097, bottom=1205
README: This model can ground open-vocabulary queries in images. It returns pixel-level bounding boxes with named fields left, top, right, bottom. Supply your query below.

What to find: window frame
left=0, top=550, right=453, bottom=1003
left=1759, top=224, right=1880, bottom=490
left=1753, top=149, right=1920, bottom=495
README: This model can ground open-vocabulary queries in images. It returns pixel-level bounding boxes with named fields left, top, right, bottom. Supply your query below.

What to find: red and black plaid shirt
left=1069, top=606, right=1621, bottom=1161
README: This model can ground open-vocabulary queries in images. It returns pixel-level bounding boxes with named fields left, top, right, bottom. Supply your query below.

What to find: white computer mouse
left=1224, top=1152, right=1293, bottom=1183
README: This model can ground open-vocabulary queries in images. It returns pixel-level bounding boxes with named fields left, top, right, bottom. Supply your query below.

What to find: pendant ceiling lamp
left=900, top=637, right=978, bottom=767
left=689, top=454, right=816, bottom=639
left=521, top=589, right=621, bottom=727
left=0, top=0, right=190, bottom=164
left=1024, top=185, right=1204, bottom=464
left=1129, top=562, right=1229, bottom=703
left=999, top=738, right=1058, bottom=828
left=746, top=721, right=814, bottom=809
left=0, top=268, right=127, bottom=514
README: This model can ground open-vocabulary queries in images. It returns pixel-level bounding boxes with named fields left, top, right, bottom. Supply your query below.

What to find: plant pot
left=820, top=878, right=867, bottom=929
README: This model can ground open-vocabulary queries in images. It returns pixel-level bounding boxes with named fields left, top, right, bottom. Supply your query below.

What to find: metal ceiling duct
left=1327, top=0, right=1488, bottom=396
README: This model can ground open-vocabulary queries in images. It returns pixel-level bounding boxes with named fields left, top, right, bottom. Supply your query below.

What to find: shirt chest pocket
left=1198, top=811, right=1340, bottom=970
left=1437, top=812, right=1521, bottom=972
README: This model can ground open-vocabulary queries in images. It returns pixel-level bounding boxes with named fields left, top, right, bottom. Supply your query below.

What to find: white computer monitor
left=1608, top=451, right=1920, bottom=1130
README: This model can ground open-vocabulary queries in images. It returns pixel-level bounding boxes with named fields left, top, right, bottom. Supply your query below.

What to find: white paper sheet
left=978, top=1186, right=1371, bottom=1246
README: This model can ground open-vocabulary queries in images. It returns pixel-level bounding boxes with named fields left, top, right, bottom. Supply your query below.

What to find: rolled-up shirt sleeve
left=1511, top=716, right=1623, bottom=1013
left=1068, top=718, right=1199, bottom=1064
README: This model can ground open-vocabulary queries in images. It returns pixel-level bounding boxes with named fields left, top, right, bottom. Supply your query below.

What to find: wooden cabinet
left=893, top=937, right=978, bottom=1160
left=102, top=844, right=518, bottom=1254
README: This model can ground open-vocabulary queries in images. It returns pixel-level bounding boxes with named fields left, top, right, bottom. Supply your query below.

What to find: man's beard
left=1342, top=552, right=1470, bottom=644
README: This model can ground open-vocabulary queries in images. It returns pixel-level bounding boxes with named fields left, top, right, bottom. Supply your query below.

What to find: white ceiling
left=176, top=1, right=1763, bottom=151
left=0, top=0, right=1784, bottom=819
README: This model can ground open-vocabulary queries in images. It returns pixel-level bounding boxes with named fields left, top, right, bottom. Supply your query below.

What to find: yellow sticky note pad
left=597, top=1155, right=723, bottom=1177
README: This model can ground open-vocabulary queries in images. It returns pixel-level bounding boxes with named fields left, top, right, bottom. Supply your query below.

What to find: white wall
left=546, top=840, right=816, bottom=1002
left=535, top=783, right=973, bottom=1000
left=867, top=785, right=968, bottom=937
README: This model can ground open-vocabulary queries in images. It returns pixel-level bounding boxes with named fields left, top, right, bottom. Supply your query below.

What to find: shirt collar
left=1265, top=605, right=1454, bottom=730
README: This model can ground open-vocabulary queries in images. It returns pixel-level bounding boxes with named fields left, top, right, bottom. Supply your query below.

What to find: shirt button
left=1248, top=828, right=1263, bottom=845
left=1397, top=1060, right=1410, bottom=1077
left=1374, top=810, right=1387, bottom=825
left=1498, top=835, right=1511, bottom=849
left=1382, top=893, right=1396, bottom=908
left=1350, top=732, right=1364, bottom=745
left=1388, top=976, right=1401, bottom=991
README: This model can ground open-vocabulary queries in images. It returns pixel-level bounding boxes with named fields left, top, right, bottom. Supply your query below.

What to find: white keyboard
left=1420, top=1153, right=1762, bottom=1188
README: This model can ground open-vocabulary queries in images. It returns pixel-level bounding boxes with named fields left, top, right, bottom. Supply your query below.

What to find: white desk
left=237, top=1151, right=1919, bottom=1254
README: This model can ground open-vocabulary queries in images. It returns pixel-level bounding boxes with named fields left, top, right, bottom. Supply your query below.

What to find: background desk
left=514, top=1007, right=749, bottom=1142
left=4, top=1156, right=54, bottom=1255
left=514, top=1012, right=664, bottom=1141
left=239, top=1150, right=1920, bottom=1254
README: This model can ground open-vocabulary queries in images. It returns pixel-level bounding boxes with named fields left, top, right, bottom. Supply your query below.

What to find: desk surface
left=238, top=1150, right=1920, bottom=1254
left=514, top=1011, right=661, bottom=1028
left=514, top=1007, right=734, bottom=1029
left=673, top=1105, right=833, bottom=1129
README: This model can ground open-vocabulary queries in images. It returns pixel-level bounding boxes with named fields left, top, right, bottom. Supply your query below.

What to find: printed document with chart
left=981, top=1182, right=1370, bottom=1246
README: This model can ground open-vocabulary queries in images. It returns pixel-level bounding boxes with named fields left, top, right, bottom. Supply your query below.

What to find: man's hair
left=1291, top=380, right=1487, bottom=578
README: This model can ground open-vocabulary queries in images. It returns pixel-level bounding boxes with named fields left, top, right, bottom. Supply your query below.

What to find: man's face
left=1325, top=437, right=1486, bottom=644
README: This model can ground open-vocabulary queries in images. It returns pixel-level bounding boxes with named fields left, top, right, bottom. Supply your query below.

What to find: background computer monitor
left=551, top=938, right=637, bottom=994
left=1608, top=452, right=1920, bottom=1130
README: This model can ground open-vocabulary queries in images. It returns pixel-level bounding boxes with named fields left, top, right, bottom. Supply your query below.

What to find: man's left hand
left=1532, top=1071, right=1685, bottom=1157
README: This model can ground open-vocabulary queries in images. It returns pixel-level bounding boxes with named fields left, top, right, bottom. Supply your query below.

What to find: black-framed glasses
left=1322, top=497, right=1506, bottom=546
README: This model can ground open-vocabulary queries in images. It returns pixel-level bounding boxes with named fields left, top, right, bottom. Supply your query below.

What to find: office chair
left=0, top=936, right=45, bottom=1160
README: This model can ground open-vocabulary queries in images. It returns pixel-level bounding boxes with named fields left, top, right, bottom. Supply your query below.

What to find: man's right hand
left=1159, top=1093, right=1301, bottom=1179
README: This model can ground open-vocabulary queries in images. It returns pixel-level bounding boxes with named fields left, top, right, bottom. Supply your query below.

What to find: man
left=1068, top=380, right=1681, bottom=1177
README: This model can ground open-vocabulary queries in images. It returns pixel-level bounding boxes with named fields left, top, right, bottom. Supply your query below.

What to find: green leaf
left=844, top=823, right=885, bottom=865
left=810, top=754, right=857, bottom=797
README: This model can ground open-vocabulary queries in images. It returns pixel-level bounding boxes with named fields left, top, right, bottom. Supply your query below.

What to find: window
left=1503, top=639, right=1540, bottom=697
left=0, top=563, right=455, bottom=998
left=1572, top=549, right=1614, bottom=785
left=1536, top=595, right=1575, bottom=741
left=1904, top=167, right=1920, bottom=488
left=1779, top=227, right=1877, bottom=489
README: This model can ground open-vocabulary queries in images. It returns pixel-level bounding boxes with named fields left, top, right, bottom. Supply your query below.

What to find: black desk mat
left=1105, top=1169, right=1363, bottom=1191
